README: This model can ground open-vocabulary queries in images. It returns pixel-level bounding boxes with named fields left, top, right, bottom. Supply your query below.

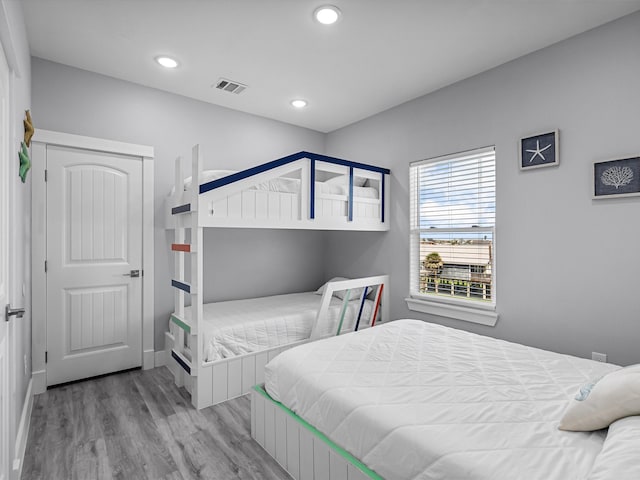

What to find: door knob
left=123, top=270, right=141, bottom=277
left=5, top=304, right=25, bottom=321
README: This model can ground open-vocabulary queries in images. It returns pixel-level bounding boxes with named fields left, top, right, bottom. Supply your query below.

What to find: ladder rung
left=171, top=350, right=192, bottom=375
left=171, top=279, right=191, bottom=293
left=170, top=314, right=191, bottom=334
left=171, top=203, right=191, bottom=215
left=171, top=243, right=191, bottom=252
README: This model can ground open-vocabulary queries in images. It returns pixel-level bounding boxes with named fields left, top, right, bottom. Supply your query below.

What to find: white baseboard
left=31, top=369, right=46, bottom=395
left=154, top=350, right=166, bottom=367
left=143, top=349, right=155, bottom=370
left=11, top=378, right=34, bottom=480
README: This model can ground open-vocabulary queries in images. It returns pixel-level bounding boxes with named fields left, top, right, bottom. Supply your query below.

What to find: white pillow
left=315, top=276, right=348, bottom=295
left=559, top=364, right=640, bottom=431
left=324, top=174, right=367, bottom=188
left=315, top=277, right=369, bottom=301
left=184, top=170, right=236, bottom=190
left=587, top=415, right=640, bottom=480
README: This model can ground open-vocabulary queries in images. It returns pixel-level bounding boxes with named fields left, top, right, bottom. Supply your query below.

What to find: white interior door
left=46, top=145, right=143, bottom=386
left=0, top=39, right=10, bottom=480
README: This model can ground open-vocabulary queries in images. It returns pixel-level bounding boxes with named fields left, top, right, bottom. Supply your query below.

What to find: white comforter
left=180, top=292, right=374, bottom=361
left=265, top=319, right=619, bottom=480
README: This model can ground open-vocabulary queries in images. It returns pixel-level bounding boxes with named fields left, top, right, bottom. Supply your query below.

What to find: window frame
left=406, top=146, right=498, bottom=326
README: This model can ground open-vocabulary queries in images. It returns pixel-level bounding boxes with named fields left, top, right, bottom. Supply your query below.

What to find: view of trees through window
left=410, top=146, right=495, bottom=305
left=419, top=235, right=492, bottom=301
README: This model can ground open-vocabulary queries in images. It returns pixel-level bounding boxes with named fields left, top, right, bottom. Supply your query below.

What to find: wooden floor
left=21, top=367, right=291, bottom=480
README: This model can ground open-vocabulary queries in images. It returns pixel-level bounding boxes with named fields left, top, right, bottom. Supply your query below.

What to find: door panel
left=46, top=146, right=142, bottom=386
left=66, top=286, right=128, bottom=352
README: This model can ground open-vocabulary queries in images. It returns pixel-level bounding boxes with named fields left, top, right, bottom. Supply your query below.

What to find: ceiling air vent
left=214, top=78, right=247, bottom=94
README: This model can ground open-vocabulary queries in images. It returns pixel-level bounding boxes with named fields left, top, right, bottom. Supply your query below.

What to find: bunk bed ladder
left=169, top=147, right=208, bottom=408
left=170, top=155, right=191, bottom=382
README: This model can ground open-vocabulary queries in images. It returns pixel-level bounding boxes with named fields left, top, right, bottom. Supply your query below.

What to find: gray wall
left=31, top=11, right=640, bottom=365
left=1, top=0, right=32, bottom=467
left=31, top=58, right=327, bottom=349
left=325, top=12, right=640, bottom=366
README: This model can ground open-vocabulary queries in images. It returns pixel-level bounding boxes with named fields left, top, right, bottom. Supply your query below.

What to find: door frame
left=31, top=129, right=155, bottom=394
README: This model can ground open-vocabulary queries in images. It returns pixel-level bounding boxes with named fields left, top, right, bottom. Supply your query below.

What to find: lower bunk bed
left=252, top=319, right=640, bottom=480
left=166, top=275, right=388, bottom=409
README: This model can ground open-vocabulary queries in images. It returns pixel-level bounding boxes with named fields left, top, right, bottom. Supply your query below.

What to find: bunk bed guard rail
left=197, top=151, right=390, bottom=223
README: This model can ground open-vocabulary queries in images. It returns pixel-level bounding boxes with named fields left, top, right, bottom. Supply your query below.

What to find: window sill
left=405, top=296, right=498, bottom=326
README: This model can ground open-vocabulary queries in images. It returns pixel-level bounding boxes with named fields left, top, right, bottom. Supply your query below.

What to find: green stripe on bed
left=253, top=385, right=383, bottom=480
left=170, top=314, right=191, bottom=334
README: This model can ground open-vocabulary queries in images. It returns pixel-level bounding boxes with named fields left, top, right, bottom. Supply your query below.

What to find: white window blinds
left=410, top=146, right=495, bottom=304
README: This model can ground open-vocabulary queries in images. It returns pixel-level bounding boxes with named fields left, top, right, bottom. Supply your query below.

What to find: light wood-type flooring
left=21, top=366, right=291, bottom=480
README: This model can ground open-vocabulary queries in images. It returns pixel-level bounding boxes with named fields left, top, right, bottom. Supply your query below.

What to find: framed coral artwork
left=593, top=156, right=640, bottom=199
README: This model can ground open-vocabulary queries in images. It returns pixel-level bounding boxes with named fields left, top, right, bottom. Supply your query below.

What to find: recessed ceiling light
left=155, top=56, right=179, bottom=69
left=314, top=5, right=341, bottom=25
left=291, top=99, right=308, bottom=109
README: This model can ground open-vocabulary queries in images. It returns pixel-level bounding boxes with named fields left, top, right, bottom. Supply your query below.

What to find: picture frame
left=593, top=156, right=640, bottom=199
left=519, top=129, right=559, bottom=170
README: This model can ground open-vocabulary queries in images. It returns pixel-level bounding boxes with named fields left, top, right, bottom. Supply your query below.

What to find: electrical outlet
left=592, top=352, right=607, bottom=363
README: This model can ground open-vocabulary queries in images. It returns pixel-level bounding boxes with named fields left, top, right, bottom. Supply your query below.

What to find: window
left=408, top=146, right=496, bottom=324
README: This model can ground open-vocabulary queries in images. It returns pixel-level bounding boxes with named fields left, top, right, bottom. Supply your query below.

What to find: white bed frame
left=251, top=385, right=380, bottom=480
left=166, top=144, right=391, bottom=409
left=165, top=147, right=390, bottom=231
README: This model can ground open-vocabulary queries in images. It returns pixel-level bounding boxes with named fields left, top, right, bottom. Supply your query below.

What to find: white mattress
left=265, top=319, right=620, bottom=480
left=180, top=292, right=375, bottom=362
left=172, top=169, right=379, bottom=199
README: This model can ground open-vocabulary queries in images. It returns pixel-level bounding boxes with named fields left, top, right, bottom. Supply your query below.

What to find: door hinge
left=45, top=351, right=48, bottom=363
left=44, top=169, right=48, bottom=182
left=44, top=260, right=47, bottom=273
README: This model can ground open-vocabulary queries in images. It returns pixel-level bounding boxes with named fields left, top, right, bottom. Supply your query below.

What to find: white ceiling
left=22, top=0, right=640, bottom=133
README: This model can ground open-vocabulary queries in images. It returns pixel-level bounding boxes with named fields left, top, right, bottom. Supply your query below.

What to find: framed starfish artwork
left=519, top=129, right=559, bottom=170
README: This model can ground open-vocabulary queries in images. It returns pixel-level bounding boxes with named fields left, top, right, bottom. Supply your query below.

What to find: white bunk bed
left=165, top=148, right=390, bottom=231
left=165, top=145, right=391, bottom=409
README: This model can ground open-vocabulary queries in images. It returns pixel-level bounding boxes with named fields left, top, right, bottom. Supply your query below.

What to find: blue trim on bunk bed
left=171, top=279, right=191, bottom=293
left=198, top=151, right=391, bottom=194
left=310, top=158, right=316, bottom=219
left=171, top=350, right=191, bottom=375
left=171, top=203, right=191, bottom=215
left=381, top=173, right=385, bottom=223
left=355, top=286, right=369, bottom=331
left=348, top=167, right=354, bottom=221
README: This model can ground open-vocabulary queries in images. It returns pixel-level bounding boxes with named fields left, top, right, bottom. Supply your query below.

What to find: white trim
left=30, top=139, right=46, bottom=394
left=142, top=156, right=155, bottom=370
left=11, top=379, right=32, bottom=480
left=31, top=131, right=155, bottom=388
left=410, top=145, right=495, bottom=168
left=32, top=129, right=154, bottom=158
left=154, top=350, right=166, bottom=367
left=142, top=350, right=155, bottom=370
left=0, top=2, right=20, bottom=76
left=405, top=296, right=498, bottom=326
left=31, top=370, right=45, bottom=396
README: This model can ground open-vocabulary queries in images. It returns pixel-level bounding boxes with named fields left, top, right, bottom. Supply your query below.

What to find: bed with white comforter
left=264, top=319, right=621, bottom=480
left=178, top=292, right=374, bottom=362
